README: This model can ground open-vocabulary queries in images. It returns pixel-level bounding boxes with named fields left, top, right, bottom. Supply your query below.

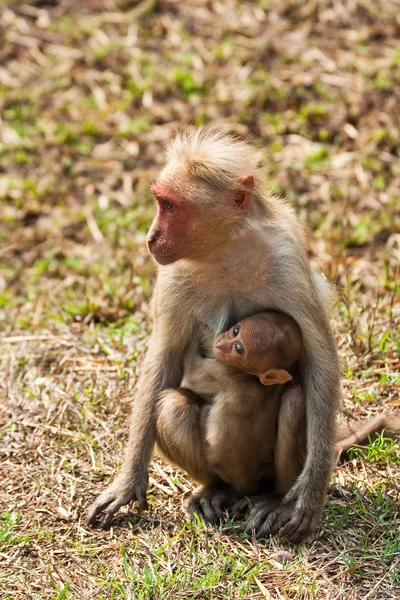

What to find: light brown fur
left=87, top=128, right=340, bottom=540
left=86, top=127, right=392, bottom=541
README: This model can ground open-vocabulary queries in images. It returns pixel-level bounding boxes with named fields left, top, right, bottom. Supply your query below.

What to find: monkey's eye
left=163, top=201, right=174, bottom=212
left=235, top=343, right=244, bottom=354
left=233, top=326, right=240, bottom=336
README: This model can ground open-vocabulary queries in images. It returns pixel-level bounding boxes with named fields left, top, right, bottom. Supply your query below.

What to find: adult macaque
left=163, top=311, right=304, bottom=497
left=87, top=127, right=341, bottom=541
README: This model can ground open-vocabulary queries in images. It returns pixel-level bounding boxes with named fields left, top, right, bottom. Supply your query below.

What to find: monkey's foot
left=245, top=494, right=295, bottom=539
left=186, top=483, right=247, bottom=524
left=87, top=474, right=148, bottom=529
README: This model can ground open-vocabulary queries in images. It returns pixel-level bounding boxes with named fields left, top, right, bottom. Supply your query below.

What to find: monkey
left=209, top=311, right=302, bottom=386
left=163, top=311, right=304, bottom=497
left=85, top=127, right=359, bottom=541
left=86, top=127, right=340, bottom=540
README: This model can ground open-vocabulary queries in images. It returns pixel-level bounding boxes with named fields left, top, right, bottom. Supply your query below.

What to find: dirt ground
left=0, top=1, right=399, bottom=598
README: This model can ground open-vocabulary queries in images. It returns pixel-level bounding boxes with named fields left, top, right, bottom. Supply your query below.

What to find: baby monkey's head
left=213, top=312, right=302, bottom=386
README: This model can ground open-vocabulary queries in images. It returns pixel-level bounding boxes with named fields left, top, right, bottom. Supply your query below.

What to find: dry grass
left=1, top=1, right=400, bottom=598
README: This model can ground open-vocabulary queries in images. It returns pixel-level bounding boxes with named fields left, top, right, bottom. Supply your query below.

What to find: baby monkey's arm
left=182, top=342, right=226, bottom=397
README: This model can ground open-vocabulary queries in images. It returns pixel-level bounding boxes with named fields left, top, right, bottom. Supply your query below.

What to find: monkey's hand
left=277, top=485, right=323, bottom=543
left=86, top=471, right=149, bottom=528
left=246, top=491, right=322, bottom=543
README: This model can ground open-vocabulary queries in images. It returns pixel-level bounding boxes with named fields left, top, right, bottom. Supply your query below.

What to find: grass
left=1, top=0, right=400, bottom=598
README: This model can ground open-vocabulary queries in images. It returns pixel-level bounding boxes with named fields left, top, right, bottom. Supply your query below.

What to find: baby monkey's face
left=213, top=319, right=267, bottom=376
left=213, top=313, right=298, bottom=387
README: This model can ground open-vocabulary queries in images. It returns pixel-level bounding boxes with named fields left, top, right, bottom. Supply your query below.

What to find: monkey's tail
left=336, top=413, right=400, bottom=457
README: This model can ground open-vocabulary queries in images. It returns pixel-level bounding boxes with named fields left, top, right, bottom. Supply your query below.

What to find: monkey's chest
left=193, top=290, right=269, bottom=339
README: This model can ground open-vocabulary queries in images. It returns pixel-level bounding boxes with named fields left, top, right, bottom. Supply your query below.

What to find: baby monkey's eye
left=235, top=343, right=244, bottom=354
left=164, top=201, right=174, bottom=212
left=233, top=326, right=240, bottom=336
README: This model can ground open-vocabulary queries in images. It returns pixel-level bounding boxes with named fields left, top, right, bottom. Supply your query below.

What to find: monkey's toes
left=186, top=495, right=218, bottom=524
left=186, top=485, right=246, bottom=525
left=231, top=497, right=250, bottom=520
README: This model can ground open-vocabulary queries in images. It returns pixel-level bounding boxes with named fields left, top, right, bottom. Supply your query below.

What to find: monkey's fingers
left=87, top=490, right=116, bottom=526
left=281, top=485, right=299, bottom=505
left=265, top=503, right=296, bottom=537
left=87, top=480, right=148, bottom=527
left=199, top=494, right=222, bottom=523
left=186, top=493, right=221, bottom=524
left=245, top=500, right=275, bottom=535
left=99, top=498, right=129, bottom=529
left=245, top=493, right=296, bottom=538
left=210, top=493, right=229, bottom=521
left=186, top=496, right=209, bottom=523
left=279, top=508, right=320, bottom=544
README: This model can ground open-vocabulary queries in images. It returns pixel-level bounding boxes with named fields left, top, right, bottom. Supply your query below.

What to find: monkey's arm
left=182, top=347, right=226, bottom=397
left=247, top=260, right=341, bottom=543
left=279, top=282, right=340, bottom=541
left=87, top=305, right=192, bottom=527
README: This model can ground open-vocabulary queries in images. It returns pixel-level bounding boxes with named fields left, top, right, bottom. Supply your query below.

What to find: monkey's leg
left=156, top=388, right=213, bottom=484
left=246, top=384, right=306, bottom=539
left=157, top=389, right=245, bottom=523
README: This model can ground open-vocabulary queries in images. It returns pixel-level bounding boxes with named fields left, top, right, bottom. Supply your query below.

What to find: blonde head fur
left=164, top=127, right=263, bottom=192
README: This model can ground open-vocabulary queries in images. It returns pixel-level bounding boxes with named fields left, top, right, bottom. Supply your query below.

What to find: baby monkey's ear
left=259, top=369, right=293, bottom=386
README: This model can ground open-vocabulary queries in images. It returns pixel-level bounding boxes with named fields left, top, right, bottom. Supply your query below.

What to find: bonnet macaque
left=87, top=128, right=398, bottom=542
left=157, top=311, right=304, bottom=498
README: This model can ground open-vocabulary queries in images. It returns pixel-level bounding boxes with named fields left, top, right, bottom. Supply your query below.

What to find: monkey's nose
left=213, top=338, right=226, bottom=357
left=147, top=230, right=160, bottom=250
left=214, top=338, right=222, bottom=349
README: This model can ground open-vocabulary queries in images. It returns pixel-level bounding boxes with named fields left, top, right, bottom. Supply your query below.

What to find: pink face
left=147, top=185, right=194, bottom=265
left=146, top=175, right=255, bottom=265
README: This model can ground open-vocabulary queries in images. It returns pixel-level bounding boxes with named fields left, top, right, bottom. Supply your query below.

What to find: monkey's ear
left=230, top=175, right=254, bottom=213
left=259, top=369, right=293, bottom=386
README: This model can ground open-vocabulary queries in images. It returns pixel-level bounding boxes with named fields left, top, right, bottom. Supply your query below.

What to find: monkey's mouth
left=151, top=251, right=178, bottom=265
left=213, top=342, right=228, bottom=362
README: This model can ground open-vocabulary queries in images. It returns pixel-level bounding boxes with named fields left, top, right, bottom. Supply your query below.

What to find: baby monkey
left=159, top=311, right=305, bottom=498
left=212, top=311, right=302, bottom=386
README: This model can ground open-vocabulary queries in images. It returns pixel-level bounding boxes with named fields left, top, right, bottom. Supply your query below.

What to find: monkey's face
left=147, top=175, right=255, bottom=265
left=213, top=320, right=265, bottom=374
left=214, top=318, right=295, bottom=386
left=146, top=188, right=197, bottom=265
left=147, top=185, right=220, bottom=265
